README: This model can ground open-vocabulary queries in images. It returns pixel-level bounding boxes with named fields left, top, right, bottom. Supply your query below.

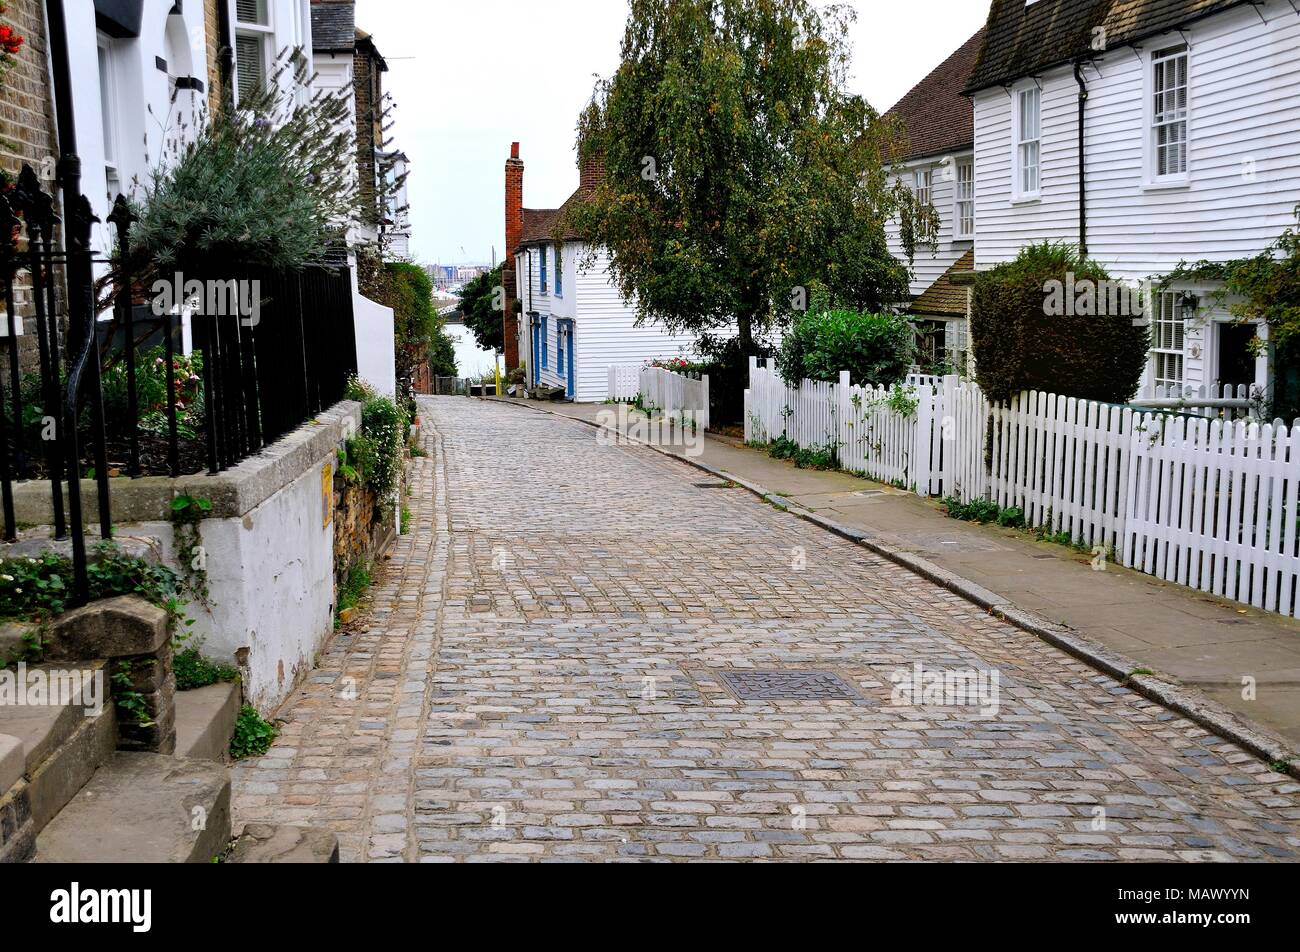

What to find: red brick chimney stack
left=502, top=142, right=524, bottom=370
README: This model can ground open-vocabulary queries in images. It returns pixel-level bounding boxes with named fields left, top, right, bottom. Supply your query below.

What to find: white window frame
left=913, top=168, right=932, bottom=208
left=96, top=35, right=121, bottom=196
left=234, top=0, right=274, bottom=105
left=953, top=158, right=975, bottom=239
left=1013, top=83, right=1041, bottom=200
left=1151, top=291, right=1187, bottom=393
left=1146, top=43, right=1191, bottom=186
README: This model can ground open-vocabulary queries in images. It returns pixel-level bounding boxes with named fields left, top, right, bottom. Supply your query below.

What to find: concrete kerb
left=483, top=395, right=1300, bottom=780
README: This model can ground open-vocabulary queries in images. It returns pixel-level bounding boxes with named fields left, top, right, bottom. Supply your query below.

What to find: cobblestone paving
left=233, top=397, right=1300, bottom=862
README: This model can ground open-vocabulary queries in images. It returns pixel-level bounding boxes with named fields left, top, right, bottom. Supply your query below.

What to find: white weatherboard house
left=883, top=28, right=985, bottom=372
left=966, top=0, right=1300, bottom=406
left=506, top=146, right=702, bottom=403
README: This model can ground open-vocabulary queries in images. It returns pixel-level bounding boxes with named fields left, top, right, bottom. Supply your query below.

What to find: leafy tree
left=364, top=259, right=457, bottom=400
left=460, top=264, right=505, bottom=353
left=569, top=0, right=936, bottom=356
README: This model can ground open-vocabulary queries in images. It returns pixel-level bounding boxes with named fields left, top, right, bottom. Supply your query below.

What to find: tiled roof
left=910, top=251, right=974, bottom=318
left=965, top=0, right=1247, bottom=93
left=519, top=208, right=561, bottom=247
left=883, top=29, right=984, bottom=161
left=311, top=2, right=356, bottom=53
left=516, top=156, right=606, bottom=251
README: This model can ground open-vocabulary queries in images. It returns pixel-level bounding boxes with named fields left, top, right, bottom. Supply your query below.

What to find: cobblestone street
left=233, top=397, right=1300, bottom=862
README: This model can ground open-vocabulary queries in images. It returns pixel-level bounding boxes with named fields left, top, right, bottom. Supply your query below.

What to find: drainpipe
left=1074, top=62, right=1089, bottom=257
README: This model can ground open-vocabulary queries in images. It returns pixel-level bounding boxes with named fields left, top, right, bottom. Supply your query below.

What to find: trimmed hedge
left=971, top=243, right=1149, bottom=404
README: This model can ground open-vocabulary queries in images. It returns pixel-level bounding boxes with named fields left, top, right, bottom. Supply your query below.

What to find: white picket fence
left=608, top=365, right=640, bottom=402
left=744, top=357, right=1300, bottom=618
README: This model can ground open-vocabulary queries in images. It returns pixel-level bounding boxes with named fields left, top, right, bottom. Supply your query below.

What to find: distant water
left=446, top=323, right=497, bottom=377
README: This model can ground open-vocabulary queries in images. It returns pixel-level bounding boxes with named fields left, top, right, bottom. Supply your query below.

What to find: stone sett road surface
left=232, top=397, right=1300, bottom=862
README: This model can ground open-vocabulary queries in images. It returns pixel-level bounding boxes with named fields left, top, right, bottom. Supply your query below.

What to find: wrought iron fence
left=0, top=165, right=358, bottom=605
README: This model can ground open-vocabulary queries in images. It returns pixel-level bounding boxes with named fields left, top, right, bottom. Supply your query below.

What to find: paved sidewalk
left=233, top=397, right=1300, bottom=862
left=507, top=397, right=1300, bottom=746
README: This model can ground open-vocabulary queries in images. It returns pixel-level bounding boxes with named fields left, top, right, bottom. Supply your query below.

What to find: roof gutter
left=1074, top=61, right=1089, bottom=258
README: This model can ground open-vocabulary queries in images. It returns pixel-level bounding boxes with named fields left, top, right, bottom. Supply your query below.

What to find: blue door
left=565, top=323, right=576, bottom=399
left=530, top=316, right=540, bottom=388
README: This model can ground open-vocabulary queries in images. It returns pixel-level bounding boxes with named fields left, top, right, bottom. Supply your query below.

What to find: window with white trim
left=554, top=244, right=563, bottom=297
left=1151, top=292, right=1186, bottom=392
left=1152, top=44, right=1189, bottom=179
left=96, top=36, right=120, bottom=199
left=1015, top=86, right=1041, bottom=197
left=235, top=0, right=272, bottom=103
left=954, top=159, right=975, bottom=239
left=539, top=247, right=548, bottom=294
left=913, top=168, right=931, bottom=208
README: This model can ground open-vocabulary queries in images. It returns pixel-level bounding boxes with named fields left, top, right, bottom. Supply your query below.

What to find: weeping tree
left=568, top=0, right=936, bottom=356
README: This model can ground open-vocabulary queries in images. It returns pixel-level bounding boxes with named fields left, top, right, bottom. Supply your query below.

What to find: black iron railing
left=0, top=166, right=358, bottom=605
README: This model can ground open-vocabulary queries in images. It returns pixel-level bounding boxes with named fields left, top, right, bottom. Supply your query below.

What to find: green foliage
left=0, top=545, right=185, bottom=624
left=169, top=495, right=213, bottom=606
left=940, top=496, right=1002, bottom=525
left=460, top=265, right=506, bottom=353
left=101, top=349, right=205, bottom=442
left=971, top=243, right=1149, bottom=405
left=230, top=705, right=277, bottom=760
left=778, top=304, right=914, bottom=388
left=335, top=564, right=372, bottom=628
left=112, top=661, right=155, bottom=728
left=174, top=645, right=240, bottom=692
left=126, top=53, right=356, bottom=276
left=342, top=380, right=404, bottom=509
left=571, top=0, right=930, bottom=355
left=1163, top=205, right=1300, bottom=419
left=766, top=436, right=837, bottom=470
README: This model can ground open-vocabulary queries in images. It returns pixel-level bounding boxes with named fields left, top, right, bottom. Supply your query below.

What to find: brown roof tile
left=884, top=29, right=984, bottom=161
left=965, top=0, right=1247, bottom=94
left=910, top=251, right=974, bottom=318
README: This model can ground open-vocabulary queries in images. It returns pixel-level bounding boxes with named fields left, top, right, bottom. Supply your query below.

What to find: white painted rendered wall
left=352, top=284, right=398, bottom=399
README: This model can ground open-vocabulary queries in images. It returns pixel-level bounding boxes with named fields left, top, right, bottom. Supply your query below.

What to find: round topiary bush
left=970, top=243, right=1149, bottom=404
left=777, top=307, right=914, bottom=388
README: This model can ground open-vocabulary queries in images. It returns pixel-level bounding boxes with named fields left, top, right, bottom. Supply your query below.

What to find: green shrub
left=0, top=545, right=185, bottom=623
left=777, top=307, right=914, bottom=388
left=970, top=242, right=1149, bottom=404
left=230, top=705, right=277, bottom=760
left=342, top=378, right=404, bottom=505
left=174, top=646, right=239, bottom=691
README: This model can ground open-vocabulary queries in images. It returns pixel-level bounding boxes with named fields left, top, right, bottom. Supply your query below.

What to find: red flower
left=0, top=25, right=23, bottom=56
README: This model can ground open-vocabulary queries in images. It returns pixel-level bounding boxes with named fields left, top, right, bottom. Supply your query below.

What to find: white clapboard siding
left=745, top=360, right=1300, bottom=619
left=973, top=5, right=1300, bottom=282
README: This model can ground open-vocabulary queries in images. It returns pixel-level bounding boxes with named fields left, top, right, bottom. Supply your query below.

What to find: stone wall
left=332, top=471, right=388, bottom=584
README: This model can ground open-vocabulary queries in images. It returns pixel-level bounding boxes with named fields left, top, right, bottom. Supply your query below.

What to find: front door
left=530, top=316, right=541, bottom=388
left=1218, top=323, right=1258, bottom=393
left=564, top=323, right=576, bottom=399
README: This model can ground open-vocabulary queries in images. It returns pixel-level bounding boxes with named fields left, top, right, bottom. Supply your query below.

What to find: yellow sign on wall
left=322, top=464, right=334, bottom=528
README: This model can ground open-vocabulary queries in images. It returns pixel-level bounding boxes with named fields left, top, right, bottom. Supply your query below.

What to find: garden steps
left=33, top=752, right=230, bottom=864
left=175, top=682, right=241, bottom=762
left=0, top=662, right=116, bottom=851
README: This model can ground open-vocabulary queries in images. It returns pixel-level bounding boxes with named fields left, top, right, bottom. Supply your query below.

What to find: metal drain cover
left=716, top=669, right=866, bottom=703
left=693, top=481, right=733, bottom=489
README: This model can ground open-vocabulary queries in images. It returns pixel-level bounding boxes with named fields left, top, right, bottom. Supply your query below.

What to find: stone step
left=0, top=662, right=116, bottom=840
left=227, top=824, right=340, bottom=863
left=175, top=682, right=241, bottom=762
left=33, top=752, right=231, bottom=863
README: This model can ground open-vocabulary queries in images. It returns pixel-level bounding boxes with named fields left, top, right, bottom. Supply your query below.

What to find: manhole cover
left=716, top=669, right=866, bottom=703
left=854, top=490, right=886, bottom=498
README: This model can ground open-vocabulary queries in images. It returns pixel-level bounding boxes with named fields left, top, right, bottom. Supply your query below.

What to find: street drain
left=694, top=481, right=734, bottom=489
left=715, top=669, right=867, bottom=704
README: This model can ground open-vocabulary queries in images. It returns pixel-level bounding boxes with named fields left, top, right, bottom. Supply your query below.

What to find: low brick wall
left=333, top=476, right=391, bottom=584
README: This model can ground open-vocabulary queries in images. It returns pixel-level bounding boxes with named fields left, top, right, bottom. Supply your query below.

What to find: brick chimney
left=502, top=142, right=524, bottom=370
left=578, top=147, right=605, bottom=193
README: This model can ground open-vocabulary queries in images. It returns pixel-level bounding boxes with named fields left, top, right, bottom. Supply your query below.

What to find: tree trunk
left=737, top=311, right=755, bottom=356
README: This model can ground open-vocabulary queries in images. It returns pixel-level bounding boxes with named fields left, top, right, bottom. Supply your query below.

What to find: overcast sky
left=355, top=0, right=990, bottom=266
